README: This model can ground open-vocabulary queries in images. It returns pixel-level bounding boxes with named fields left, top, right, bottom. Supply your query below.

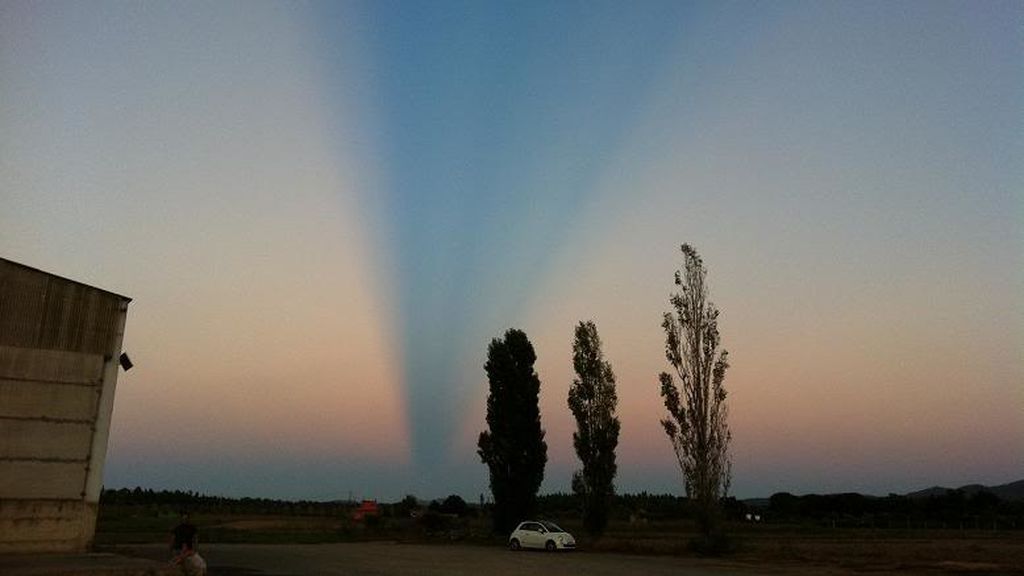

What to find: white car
left=508, top=521, right=576, bottom=551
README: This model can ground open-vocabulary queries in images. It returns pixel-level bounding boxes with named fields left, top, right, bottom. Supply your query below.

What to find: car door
left=523, top=523, right=543, bottom=548
left=533, top=523, right=550, bottom=548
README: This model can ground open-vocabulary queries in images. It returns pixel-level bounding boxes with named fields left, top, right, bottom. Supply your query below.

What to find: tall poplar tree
left=659, top=244, right=732, bottom=548
left=478, top=328, right=547, bottom=534
left=568, top=320, right=620, bottom=537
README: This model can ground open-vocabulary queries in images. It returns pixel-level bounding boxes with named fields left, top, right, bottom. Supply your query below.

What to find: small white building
left=0, top=258, right=131, bottom=553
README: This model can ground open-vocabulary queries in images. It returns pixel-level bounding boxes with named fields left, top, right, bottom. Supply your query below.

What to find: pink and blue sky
left=1, top=1, right=1021, bottom=501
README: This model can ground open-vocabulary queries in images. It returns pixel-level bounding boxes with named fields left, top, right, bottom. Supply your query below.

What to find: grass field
left=96, top=507, right=1023, bottom=574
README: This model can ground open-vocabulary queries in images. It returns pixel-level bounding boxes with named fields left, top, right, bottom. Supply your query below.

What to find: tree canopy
left=478, top=328, right=547, bottom=534
left=659, top=244, right=732, bottom=546
left=568, top=320, right=620, bottom=537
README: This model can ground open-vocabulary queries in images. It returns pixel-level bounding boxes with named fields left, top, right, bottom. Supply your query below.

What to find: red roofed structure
left=352, top=500, right=380, bottom=521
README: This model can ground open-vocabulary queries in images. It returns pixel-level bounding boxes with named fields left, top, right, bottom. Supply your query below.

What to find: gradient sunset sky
left=2, top=1, right=1021, bottom=501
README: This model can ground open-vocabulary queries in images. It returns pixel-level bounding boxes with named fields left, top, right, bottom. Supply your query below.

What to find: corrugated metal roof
left=0, top=258, right=130, bottom=302
left=0, top=258, right=131, bottom=355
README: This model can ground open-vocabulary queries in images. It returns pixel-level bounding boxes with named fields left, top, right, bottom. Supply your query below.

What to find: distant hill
left=741, top=479, right=1024, bottom=506
left=906, top=479, right=1024, bottom=501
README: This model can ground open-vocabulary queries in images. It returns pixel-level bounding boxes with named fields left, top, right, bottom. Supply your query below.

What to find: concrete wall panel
left=0, top=346, right=103, bottom=385
left=0, top=540, right=82, bottom=554
left=0, top=380, right=98, bottom=420
left=0, top=500, right=95, bottom=552
left=0, top=512, right=84, bottom=542
left=0, top=420, right=93, bottom=460
left=0, top=462, right=86, bottom=499
left=0, top=258, right=129, bottom=553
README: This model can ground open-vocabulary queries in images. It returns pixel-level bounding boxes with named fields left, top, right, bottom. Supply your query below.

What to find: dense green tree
left=478, top=328, right=548, bottom=534
left=568, top=320, right=620, bottom=537
left=395, top=494, right=419, bottom=518
left=439, top=494, right=469, bottom=517
left=659, top=244, right=732, bottom=548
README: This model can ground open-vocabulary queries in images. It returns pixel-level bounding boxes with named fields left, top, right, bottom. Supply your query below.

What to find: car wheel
left=545, top=540, right=556, bottom=552
left=509, top=539, right=521, bottom=551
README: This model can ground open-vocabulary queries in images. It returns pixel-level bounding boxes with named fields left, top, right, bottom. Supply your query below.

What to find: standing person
left=170, top=510, right=198, bottom=556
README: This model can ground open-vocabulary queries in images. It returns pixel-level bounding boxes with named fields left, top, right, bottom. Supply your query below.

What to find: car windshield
left=540, top=521, right=563, bottom=532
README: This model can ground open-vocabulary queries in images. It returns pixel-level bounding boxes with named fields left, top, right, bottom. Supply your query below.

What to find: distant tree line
left=765, top=489, right=1024, bottom=529
left=535, top=492, right=747, bottom=523
left=102, top=487, right=1023, bottom=530
left=100, top=487, right=352, bottom=516
left=100, top=488, right=478, bottom=520
left=537, top=490, right=1023, bottom=530
left=100, top=486, right=717, bottom=524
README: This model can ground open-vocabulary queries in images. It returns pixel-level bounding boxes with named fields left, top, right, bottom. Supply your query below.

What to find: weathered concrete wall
left=0, top=259, right=129, bottom=553
left=0, top=379, right=99, bottom=421
left=0, top=461, right=88, bottom=499
left=0, top=500, right=97, bottom=554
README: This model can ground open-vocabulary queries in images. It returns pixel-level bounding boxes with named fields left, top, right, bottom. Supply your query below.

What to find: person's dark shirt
left=172, top=522, right=197, bottom=551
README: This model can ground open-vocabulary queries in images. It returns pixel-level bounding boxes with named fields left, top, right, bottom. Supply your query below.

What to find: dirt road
left=119, top=542, right=859, bottom=576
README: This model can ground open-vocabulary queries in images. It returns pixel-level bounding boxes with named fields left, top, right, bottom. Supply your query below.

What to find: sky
left=1, top=0, right=1021, bottom=502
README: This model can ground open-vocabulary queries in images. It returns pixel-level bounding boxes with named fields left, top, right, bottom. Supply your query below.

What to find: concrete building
left=0, top=258, right=130, bottom=553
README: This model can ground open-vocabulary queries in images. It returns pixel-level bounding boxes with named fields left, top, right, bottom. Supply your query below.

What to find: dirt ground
left=114, top=541, right=942, bottom=576
left=0, top=552, right=174, bottom=576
